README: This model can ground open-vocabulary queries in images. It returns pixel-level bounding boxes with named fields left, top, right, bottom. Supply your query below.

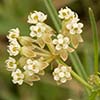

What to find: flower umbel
left=6, top=7, right=83, bottom=86
left=53, top=65, right=72, bottom=84
left=53, top=34, right=70, bottom=51
left=59, top=7, right=84, bottom=48
left=52, top=34, right=74, bottom=61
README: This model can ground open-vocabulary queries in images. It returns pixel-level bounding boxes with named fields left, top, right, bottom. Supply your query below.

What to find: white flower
left=23, top=59, right=38, bottom=76
left=27, top=11, right=47, bottom=24
left=7, top=39, right=21, bottom=56
left=52, top=34, right=70, bottom=51
left=24, top=59, right=40, bottom=75
left=58, top=7, right=74, bottom=20
left=66, top=22, right=83, bottom=35
left=12, top=69, right=24, bottom=85
left=36, top=11, right=47, bottom=22
left=23, top=59, right=48, bottom=75
left=5, top=57, right=17, bottom=71
left=7, top=28, right=20, bottom=41
left=30, top=23, right=46, bottom=38
left=53, top=66, right=72, bottom=84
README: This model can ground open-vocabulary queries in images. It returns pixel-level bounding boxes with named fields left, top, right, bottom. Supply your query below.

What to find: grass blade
left=89, top=8, right=99, bottom=74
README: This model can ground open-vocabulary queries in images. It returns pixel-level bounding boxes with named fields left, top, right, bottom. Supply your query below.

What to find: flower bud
left=24, top=71, right=40, bottom=86
left=21, top=46, right=36, bottom=58
left=18, top=36, right=33, bottom=46
left=18, top=56, right=28, bottom=67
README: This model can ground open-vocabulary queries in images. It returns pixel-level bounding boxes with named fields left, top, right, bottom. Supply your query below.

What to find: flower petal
left=60, top=50, right=68, bottom=61
left=37, top=38, right=45, bottom=48
left=40, top=62, right=49, bottom=70
left=71, top=35, right=79, bottom=48
left=67, top=47, right=74, bottom=53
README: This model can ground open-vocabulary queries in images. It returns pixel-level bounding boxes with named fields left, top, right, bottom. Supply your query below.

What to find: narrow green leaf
left=89, top=8, right=99, bottom=74
left=69, top=52, right=88, bottom=80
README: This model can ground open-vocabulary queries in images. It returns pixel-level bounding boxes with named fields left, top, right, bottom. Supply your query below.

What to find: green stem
left=89, top=8, right=99, bottom=74
left=46, top=43, right=56, bottom=55
left=47, top=0, right=61, bottom=28
left=32, top=44, right=50, bottom=54
left=44, top=0, right=60, bottom=33
left=69, top=52, right=88, bottom=80
left=56, top=58, right=93, bottom=90
left=71, top=71, right=93, bottom=90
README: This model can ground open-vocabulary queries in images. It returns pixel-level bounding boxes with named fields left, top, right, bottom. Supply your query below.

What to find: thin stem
left=71, top=71, right=93, bottom=90
left=32, top=44, right=50, bottom=54
left=44, top=0, right=60, bottom=33
left=47, top=43, right=56, bottom=55
left=47, top=0, right=61, bottom=29
left=34, top=52, right=50, bottom=57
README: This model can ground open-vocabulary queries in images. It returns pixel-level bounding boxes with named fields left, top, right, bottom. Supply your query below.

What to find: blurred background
left=0, top=0, right=100, bottom=100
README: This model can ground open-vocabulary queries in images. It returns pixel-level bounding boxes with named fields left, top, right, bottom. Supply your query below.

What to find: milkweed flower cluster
left=53, top=65, right=72, bottom=84
left=59, top=7, right=83, bottom=48
left=5, top=7, right=83, bottom=86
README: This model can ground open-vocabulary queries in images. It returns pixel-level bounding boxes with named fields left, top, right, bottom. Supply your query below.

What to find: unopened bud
left=18, top=36, right=33, bottom=46
left=21, top=46, right=36, bottom=58
left=18, top=56, right=27, bottom=67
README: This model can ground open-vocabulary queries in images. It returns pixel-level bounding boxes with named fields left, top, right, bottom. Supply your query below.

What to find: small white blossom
left=7, top=39, right=21, bottom=56
left=53, top=34, right=70, bottom=51
left=66, top=22, right=83, bottom=35
left=12, top=69, right=24, bottom=85
left=5, top=57, right=17, bottom=71
left=58, top=7, right=74, bottom=20
left=53, top=66, right=72, bottom=84
left=30, top=23, right=46, bottom=38
left=27, top=11, right=47, bottom=24
left=23, top=59, right=39, bottom=76
left=24, top=59, right=46, bottom=75
left=7, top=28, right=20, bottom=41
